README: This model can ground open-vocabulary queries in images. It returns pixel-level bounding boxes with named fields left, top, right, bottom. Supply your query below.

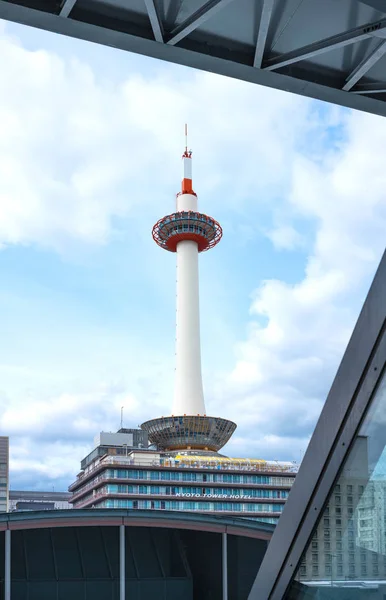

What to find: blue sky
left=0, top=19, right=385, bottom=491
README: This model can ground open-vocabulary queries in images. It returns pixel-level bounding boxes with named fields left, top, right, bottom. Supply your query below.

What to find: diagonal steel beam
left=264, top=18, right=386, bottom=71
left=254, top=0, right=275, bottom=68
left=343, top=39, right=386, bottom=91
left=59, top=0, right=77, bottom=17
left=144, top=0, right=164, bottom=43
left=167, top=0, right=236, bottom=46
left=351, top=82, right=386, bottom=94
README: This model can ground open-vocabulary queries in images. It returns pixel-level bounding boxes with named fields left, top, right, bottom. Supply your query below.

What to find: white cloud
left=266, top=223, right=305, bottom=250
left=213, top=109, right=386, bottom=462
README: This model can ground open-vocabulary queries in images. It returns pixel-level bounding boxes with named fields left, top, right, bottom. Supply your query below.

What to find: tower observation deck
left=141, top=128, right=236, bottom=453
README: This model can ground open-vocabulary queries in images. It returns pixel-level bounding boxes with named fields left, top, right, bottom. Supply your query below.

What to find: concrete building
left=0, top=437, right=9, bottom=513
left=9, top=490, right=72, bottom=512
left=69, top=134, right=297, bottom=519
left=299, top=437, right=386, bottom=584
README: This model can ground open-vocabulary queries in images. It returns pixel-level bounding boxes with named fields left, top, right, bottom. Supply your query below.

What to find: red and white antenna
left=181, top=123, right=194, bottom=195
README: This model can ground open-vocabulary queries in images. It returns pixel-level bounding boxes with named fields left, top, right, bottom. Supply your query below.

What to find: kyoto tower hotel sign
left=141, top=129, right=236, bottom=452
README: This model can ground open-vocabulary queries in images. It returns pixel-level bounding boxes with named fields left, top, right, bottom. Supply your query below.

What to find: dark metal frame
left=248, top=249, right=386, bottom=599
left=2, top=0, right=386, bottom=117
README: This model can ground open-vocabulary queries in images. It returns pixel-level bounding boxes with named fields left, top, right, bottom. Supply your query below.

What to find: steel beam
left=254, top=0, right=275, bottom=68
left=222, top=532, right=228, bottom=600
left=59, top=0, right=77, bottom=17
left=1, top=2, right=386, bottom=118
left=5, top=529, right=10, bottom=600
left=352, top=82, right=386, bottom=94
left=343, top=40, right=386, bottom=91
left=120, top=525, right=125, bottom=600
left=167, top=0, right=235, bottom=46
left=264, top=19, right=386, bottom=71
left=144, top=0, right=164, bottom=43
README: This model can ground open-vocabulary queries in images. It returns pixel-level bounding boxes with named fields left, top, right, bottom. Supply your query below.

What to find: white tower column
left=173, top=238, right=205, bottom=415
left=173, top=189, right=206, bottom=416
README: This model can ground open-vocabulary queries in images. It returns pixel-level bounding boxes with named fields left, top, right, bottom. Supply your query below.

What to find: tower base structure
left=140, top=415, right=237, bottom=453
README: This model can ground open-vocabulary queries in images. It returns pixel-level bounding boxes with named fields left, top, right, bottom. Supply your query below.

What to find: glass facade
left=288, top=368, right=386, bottom=597
left=103, top=483, right=289, bottom=499
left=71, top=464, right=294, bottom=520
left=0, top=437, right=9, bottom=513
left=98, top=498, right=284, bottom=514
left=104, top=468, right=294, bottom=486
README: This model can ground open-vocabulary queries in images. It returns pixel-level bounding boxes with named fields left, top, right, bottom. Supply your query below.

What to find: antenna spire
left=185, top=123, right=188, bottom=153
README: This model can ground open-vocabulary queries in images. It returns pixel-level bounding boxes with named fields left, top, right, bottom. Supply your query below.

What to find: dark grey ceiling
left=1, top=0, right=386, bottom=116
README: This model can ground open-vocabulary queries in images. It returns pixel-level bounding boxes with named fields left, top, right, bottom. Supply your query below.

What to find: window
left=312, top=553, right=318, bottom=562
left=346, top=485, right=353, bottom=493
left=312, top=566, right=318, bottom=576
left=325, top=565, right=331, bottom=575
left=335, top=495, right=341, bottom=504
left=311, top=542, right=318, bottom=549
left=336, top=519, right=341, bottom=526
left=324, top=518, right=330, bottom=526
left=335, top=484, right=341, bottom=492
left=324, top=541, right=330, bottom=551
left=335, top=507, right=341, bottom=515
left=336, top=542, right=342, bottom=551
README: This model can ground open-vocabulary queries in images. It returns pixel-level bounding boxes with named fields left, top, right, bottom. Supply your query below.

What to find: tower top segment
left=152, top=131, right=223, bottom=253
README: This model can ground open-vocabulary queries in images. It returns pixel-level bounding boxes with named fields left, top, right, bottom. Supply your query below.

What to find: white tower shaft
left=172, top=177, right=206, bottom=415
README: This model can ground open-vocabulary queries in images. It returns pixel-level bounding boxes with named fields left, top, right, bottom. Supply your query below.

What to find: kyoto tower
left=141, top=128, right=236, bottom=454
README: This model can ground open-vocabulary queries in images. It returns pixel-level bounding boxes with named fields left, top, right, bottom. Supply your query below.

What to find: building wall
left=9, top=490, right=72, bottom=512
left=0, top=436, right=9, bottom=513
left=299, top=479, right=386, bottom=582
left=70, top=462, right=295, bottom=523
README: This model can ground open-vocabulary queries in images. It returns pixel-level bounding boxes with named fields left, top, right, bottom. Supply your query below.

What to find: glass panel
left=287, top=369, right=386, bottom=598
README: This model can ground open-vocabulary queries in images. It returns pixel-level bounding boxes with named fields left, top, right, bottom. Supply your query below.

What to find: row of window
left=104, top=468, right=293, bottom=486
left=98, top=499, right=283, bottom=512
left=334, top=484, right=365, bottom=494
left=323, top=505, right=354, bottom=516
left=104, top=484, right=288, bottom=499
left=311, top=552, right=380, bottom=564
left=299, top=563, right=381, bottom=578
left=312, top=539, right=374, bottom=552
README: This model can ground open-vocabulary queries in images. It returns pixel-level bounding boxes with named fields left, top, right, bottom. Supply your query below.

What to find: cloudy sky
left=0, top=19, right=385, bottom=491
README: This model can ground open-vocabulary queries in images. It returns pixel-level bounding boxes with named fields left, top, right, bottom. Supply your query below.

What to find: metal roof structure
left=1, top=0, right=386, bottom=116
left=0, top=507, right=275, bottom=538
left=0, top=509, right=275, bottom=599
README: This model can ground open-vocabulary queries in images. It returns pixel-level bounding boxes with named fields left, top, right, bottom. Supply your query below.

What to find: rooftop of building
left=9, top=490, right=71, bottom=501
left=69, top=448, right=298, bottom=492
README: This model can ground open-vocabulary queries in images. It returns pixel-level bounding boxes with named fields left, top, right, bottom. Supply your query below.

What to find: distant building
left=0, top=436, right=9, bottom=513
left=299, top=436, right=386, bottom=583
left=69, top=428, right=297, bottom=522
left=9, top=490, right=72, bottom=512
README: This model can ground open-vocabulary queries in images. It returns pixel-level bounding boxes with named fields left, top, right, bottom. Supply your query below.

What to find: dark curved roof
left=0, top=508, right=275, bottom=539
left=1, top=0, right=386, bottom=117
